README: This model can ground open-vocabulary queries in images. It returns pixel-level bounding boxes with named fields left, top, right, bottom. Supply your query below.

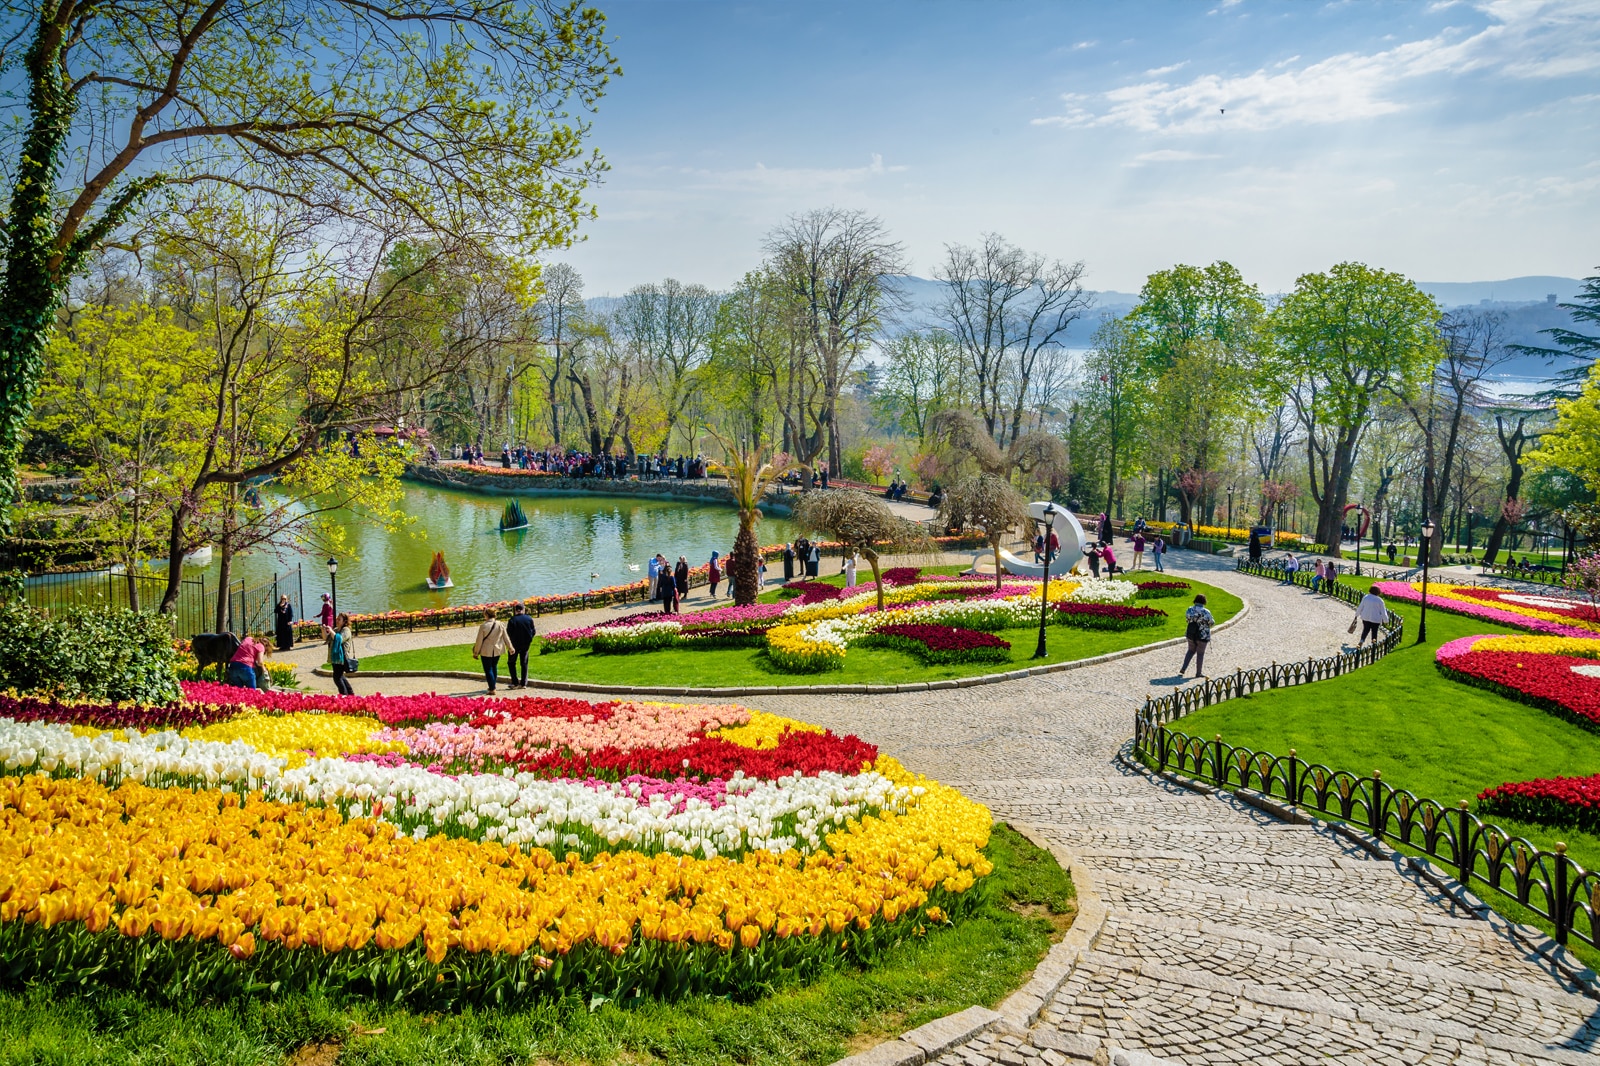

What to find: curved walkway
left=279, top=552, right=1600, bottom=1061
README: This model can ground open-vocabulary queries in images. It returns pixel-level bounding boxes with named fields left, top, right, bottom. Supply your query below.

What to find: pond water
left=189, top=482, right=798, bottom=616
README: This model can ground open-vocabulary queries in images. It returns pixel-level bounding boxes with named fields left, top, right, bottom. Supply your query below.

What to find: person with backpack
left=472, top=610, right=509, bottom=694
left=1181, top=594, right=1214, bottom=678
left=506, top=603, right=536, bottom=689
left=1152, top=534, right=1166, bottom=572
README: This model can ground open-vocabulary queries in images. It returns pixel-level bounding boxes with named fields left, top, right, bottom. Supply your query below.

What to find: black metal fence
left=1478, top=561, right=1573, bottom=588
left=24, top=568, right=210, bottom=637
left=1132, top=560, right=1600, bottom=951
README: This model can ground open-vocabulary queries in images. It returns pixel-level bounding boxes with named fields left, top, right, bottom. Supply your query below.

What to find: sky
left=557, top=0, right=1600, bottom=298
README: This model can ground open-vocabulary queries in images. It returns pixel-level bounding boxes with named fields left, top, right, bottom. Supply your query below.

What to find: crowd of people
left=437, top=442, right=712, bottom=481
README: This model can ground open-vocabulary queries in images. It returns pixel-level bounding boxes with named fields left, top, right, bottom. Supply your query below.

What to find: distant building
left=1547, top=294, right=1558, bottom=305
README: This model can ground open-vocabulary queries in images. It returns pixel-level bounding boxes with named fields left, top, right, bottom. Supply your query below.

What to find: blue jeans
left=1153, top=554, right=1163, bottom=572
left=225, top=662, right=257, bottom=689
left=480, top=655, right=500, bottom=691
left=1312, top=576, right=1322, bottom=592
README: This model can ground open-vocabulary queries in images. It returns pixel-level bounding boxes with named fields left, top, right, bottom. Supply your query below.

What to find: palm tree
left=710, top=432, right=789, bottom=605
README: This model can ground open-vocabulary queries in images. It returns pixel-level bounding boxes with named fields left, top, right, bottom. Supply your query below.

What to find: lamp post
left=327, top=557, right=339, bottom=618
left=1032, top=504, right=1059, bottom=660
left=1354, top=503, right=1363, bottom=578
left=1417, top=519, right=1435, bottom=644
left=1227, top=485, right=1235, bottom=538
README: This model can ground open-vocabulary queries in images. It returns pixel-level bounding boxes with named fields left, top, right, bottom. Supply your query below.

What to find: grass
left=0, top=824, right=1072, bottom=1066
left=1175, top=573, right=1600, bottom=967
left=360, top=569, right=1240, bottom=688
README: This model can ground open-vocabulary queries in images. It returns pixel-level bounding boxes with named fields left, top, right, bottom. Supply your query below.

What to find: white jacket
left=1357, top=593, right=1389, bottom=623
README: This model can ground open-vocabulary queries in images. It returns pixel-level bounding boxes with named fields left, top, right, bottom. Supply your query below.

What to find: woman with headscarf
left=708, top=551, right=722, bottom=598
left=674, top=556, right=689, bottom=608
left=274, top=594, right=295, bottom=651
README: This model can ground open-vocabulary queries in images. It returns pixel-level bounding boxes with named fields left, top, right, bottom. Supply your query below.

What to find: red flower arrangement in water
left=860, top=623, right=1012, bottom=664
left=1052, top=602, right=1168, bottom=630
left=1478, top=774, right=1600, bottom=835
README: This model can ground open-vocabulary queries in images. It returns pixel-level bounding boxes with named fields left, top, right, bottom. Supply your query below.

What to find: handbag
left=1348, top=616, right=1358, bottom=635
left=345, top=657, right=360, bottom=673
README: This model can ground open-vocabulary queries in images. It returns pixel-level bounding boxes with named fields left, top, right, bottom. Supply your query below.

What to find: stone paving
left=776, top=554, right=1599, bottom=1065
left=275, top=547, right=1600, bottom=1062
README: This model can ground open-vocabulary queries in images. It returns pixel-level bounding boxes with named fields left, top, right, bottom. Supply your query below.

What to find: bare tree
left=791, top=490, right=930, bottom=611
left=940, top=474, right=1031, bottom=589
left=618, top=279, right=719, bottom=456
left=937, top=233, right=1091, bottom=448
left=767, top=209, right=904, bottom=474
left=533, top=264, right=587, bottom=445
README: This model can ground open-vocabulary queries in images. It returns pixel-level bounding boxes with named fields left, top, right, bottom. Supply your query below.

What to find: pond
left=188, top=482, right=798, bottom=617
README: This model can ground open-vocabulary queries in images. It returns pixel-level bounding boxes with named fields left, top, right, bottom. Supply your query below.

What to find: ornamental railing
left=1477, top=561, right=1575, bottom=589
left=1131, top=561, right=1600, bottom=951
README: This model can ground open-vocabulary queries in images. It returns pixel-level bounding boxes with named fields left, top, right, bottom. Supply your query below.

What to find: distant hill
left=1418, top=276, right=1585, bottom=306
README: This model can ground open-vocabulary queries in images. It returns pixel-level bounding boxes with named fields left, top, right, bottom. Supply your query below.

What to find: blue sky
left=558, top=0, right=1600, bottom=298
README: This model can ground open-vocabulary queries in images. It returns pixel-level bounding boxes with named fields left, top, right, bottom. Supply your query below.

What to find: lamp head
left=1421, top=519, right=1436, bottom=540
left=327, top=557, right=338, bottom=576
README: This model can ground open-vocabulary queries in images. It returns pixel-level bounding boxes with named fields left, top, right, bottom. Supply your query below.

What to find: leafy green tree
left=1081, top=317, right=1151, bottom=518
left=876, top=331, right=966, bottom=444
left=1269, top=262, right=1440, bottom=555
left=1527, top=362, right=1600, bottom=497
left=31, top=304, right=206, bottom=607
left=1125, top=262, right=1264, bottom=525
left=0, top=0, right=620, bottom=521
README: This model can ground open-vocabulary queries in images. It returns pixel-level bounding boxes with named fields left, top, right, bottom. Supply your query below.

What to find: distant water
left=186, top=481, right=797, bottom=615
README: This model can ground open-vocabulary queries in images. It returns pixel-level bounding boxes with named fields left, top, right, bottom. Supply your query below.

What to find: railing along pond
left=1132, top=560, right=1600, bottom=951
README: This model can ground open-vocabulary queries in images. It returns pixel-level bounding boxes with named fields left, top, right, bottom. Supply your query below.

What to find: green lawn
left=0, top=824, right=1072, bottom=1066
left=1175, top=574, right=1600, bottom=964
left=360, top=572, right=1239, bottom=688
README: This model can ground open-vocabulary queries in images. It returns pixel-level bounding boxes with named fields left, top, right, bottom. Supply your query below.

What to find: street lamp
left=327, top=557, right=339, bottom=618
left=1227, top=485, right=1235, bottom=537
left=1354, top=504, right=1363, bottom=578
left=1416, top=519, right=1435, bottom=644
left=1032, top=504, right=1059, bottom=660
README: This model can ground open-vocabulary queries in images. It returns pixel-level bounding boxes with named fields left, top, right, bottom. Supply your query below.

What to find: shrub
left=1134, top=580, right=1191, bottom=599
left=1479, top=774, right=1600, bottom=835
left=0, top=599, right=179, bottom=703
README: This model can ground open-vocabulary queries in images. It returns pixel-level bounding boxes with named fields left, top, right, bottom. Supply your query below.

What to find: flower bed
left=0, top=685, right=995, bottom=1005
left=1478, top=773, right=1600, bottom=835
left=1436, top=633, right=1600, bottom=729
left=1134, top=580, right=1191, bottom=599
left=536, top=576, right=1158, bottom=672
left=1375, top=582, right=1600, bottom=638
left=858, top=624, right=1011, bottom=664
left=1052, top=602, right=1168, bottom=630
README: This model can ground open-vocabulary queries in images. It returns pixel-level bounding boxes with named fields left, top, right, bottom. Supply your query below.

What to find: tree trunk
left=864, top=548, right=884, bottom=612
left=1312, top=428, right=1360, bottom=555
left=731, top=518, right=761, bottom=606
left=158, top=502, right=193, bottom=615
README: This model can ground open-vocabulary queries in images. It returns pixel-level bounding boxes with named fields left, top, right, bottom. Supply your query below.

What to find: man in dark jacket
left=506, top=603, right=536, bottom=689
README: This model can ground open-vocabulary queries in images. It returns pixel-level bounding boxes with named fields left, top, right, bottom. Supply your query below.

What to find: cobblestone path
left=743, top=555, right=1600, bottom=1066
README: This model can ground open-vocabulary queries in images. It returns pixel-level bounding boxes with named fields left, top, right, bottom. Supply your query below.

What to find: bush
left=1051, top=602, right=1167, bottom=631
left=858, top=624, right=1011, bottom=664
left=1134, top=580, right=1191, bottom=599
left=0, top=600, right=179, bottom=703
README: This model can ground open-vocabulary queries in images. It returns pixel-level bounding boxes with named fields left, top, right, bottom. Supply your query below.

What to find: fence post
left=1370, top=770, right=1384, bottom=836
left=1213, top=734, right=1225, bottom=787
left=1554, top=843, right=1570, bottom=944
left=1456, top=800, right=1472, bottom=887
left=1287, top=749, right=1297, bottom=807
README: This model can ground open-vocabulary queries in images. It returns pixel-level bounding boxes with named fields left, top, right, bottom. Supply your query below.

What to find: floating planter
left=426, top=551, right=453, bottom=590
left=500, top=499, right=529, bottom=531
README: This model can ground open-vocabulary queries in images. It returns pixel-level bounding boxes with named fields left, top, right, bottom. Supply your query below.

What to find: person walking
left=274, top=594, right=296, bottom=651
left=327, top=614, right=356, bottom=696
left=1152, top=534, right=1166, bottom=572
left=1181, top=594, right=1214, bottom=678
left=647, top=554, right=661, bottom=599
left=674, top=556, right=690, bottom=607
left=782, top=542, right=795, bottom=582
left=708, top=551, right=722, bottom=598
left=807, top=541, right=821, bottom=578
left=659, top=563, right=678, bottom=614
left=506, top=603, right=535, bottom=689
left=1033, top=530, right=1046, bottom=564
left=318, top=592, right=335, bottom=631
left=844, top=553, right=857, bottom=588
left=1131, top=531, right=1146, bottom=571
left=472, top=610, right=509, bottom=694
left=757, top=554, right=769, bottom=587
left=1353, top=589, right=1389, bottom=647
left=1097, top=512, right=1112, bottom=545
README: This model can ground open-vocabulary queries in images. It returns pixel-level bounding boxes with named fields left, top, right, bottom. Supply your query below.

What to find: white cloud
left=1145, top=61, right=1189, bottom=76
left=1072, top=40, right=1097, bottom=50
left=1034, top=0, right=1600, bottom=134
left=1129, top=149, right=1221, bottom=164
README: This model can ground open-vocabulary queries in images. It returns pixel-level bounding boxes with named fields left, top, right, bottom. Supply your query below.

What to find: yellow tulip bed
left=0, top=686, right=995, bottom=1006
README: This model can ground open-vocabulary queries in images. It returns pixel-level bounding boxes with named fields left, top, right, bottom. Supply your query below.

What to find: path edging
left=1119, top=750, right=1600, bottom=1000
left=314, top=597, right=1251, bottom=696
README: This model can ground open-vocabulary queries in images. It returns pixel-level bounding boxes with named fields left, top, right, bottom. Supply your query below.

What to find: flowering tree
left=862, top=445, right=895, bottom=485
left=1566, top=552, right=1600, bottom=617
left=1259, top=480, right=1300, bottom=525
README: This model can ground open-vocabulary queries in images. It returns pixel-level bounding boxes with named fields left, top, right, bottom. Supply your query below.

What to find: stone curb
left=1120, top=753, right=1600, bottom=1004
left=313, top=595, right=1252, bottom=695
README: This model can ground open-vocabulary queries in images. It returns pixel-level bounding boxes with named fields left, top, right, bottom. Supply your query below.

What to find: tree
left=939, top=474, right=1030, bottom=590
left=1391, top=309, right=1511, bottom=565
left=791, top=490, right=930, bottom=612
left=767, top=209, right=904, bottom=474
left=1269, top=263, right=1440, bottom=556
left=1526, top=362, right=1600, bottom=497
left=876, top=331, right=965, bottom=443
left=0, top=0, right=620, bottom=522
left=708, top=433, right=788, bottom=606
left=30, top=304, right=204, bottom=607
left=1512, top=267, right=1600, bottom=400
left=707, top=271, right=782, bottom=445
left=1082, top=317, right=1149, bottom=517
left=618, top=279, right=719, bottom=456
left=533, top=264, right=588, bottom=445
left=937, top=233, right=1090, bottom=448
left=861, top=445, right=895, bottom=485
